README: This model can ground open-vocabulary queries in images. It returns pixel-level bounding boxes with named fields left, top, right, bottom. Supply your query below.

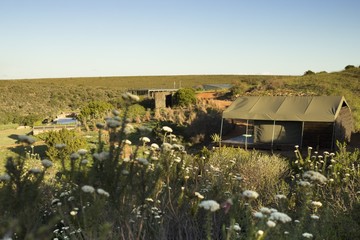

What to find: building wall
left=154, top=92, right=173, bottom=108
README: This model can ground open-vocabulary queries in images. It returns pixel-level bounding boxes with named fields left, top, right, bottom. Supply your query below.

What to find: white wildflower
left=260, top=207, right=272, bottom=214
left=257, top=230, right=264, bottom=236
left=231, top=223, right=241, bottom=231
left=136, top=158, right=149, bottom=165
left=162, top=143, right=173, bottom=151
left=151, top=143, right=160, bottom=150
left=311, top=201, right=322, bottom=208
left=199, top=200, right=220, bottom=212
left=269, top=211, right=292, bottom=223
left=51, top=199, right=60, bottom=205
left=29, top=168, right=42, bottom=174
left=298, top=180, right=311, bottom=187
left=93, top=151, right=110, bottom=161
left=70, top=152, right=80, bottom=160
left=242, top=190, right=259, bottom=199
left=70, top=210, right=77, bottom=216
left=55, top=143, right=66, bottom=149
left=267, top=220, right=276, bottom=228
left=106, top=119, right=121, bottom=129
left=275, top=194, right=287, bottom=200
left=124, top=124, right=135, bottom=134
left=302, top=232, right=313, bottom=238
left=140, top=137, right=151, bottom=143
left=41, top=159, right=53, bottom=168
left=310, top=214, right=320, bottom=220
left=81, top=185, right=95, bottom=194
left=0, top=173, right=10, bottom=182
left=195, top=192, right=204, bottom=199
left=172, top=144, right=185, bottom=151
left=124, top=139, right=132, bottom=145
left=162, top=126, right=173, bottom=133
left=303, top=170, right=327, bottom=184
left=97, top=188, right=110, bottom=197
left=145, top=198, right=154, bottom=202
left=78, top=149, right=87, bottom=156
left=81, top=159, right=89, bottom=165
left=270, top=208, right=278, bottom=213
left=253, top=212, right=264, bottom=219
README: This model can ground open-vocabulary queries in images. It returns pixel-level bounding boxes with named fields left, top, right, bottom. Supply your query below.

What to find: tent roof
left=222, top=96, right=349, bottom=122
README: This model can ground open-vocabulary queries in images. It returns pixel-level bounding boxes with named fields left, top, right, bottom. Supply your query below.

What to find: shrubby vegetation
left=173, top=88, right=197, bottom=107
left=0, top=94, right=359, bottom=239
left=1, top=68, right=360, bottom=129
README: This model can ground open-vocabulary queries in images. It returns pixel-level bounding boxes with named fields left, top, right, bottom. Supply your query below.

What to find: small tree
left=173, top=88, right=196, bottom=107
left=345, top=65, right=355, bottom=70
left=41, top=129, right=88, bottom=169
left=304, top=70, right=315, bottom=76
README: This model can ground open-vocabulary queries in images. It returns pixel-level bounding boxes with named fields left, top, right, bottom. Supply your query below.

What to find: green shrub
left=125, top=104, right=146, bottom=121
left=345, top=65, right=355, bottom=70
left=304, top=70, right=315, bottom=76
left=173, top=88, right=196, bottom=107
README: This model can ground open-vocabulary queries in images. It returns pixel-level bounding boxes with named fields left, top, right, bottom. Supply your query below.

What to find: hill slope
left=0, top=69, right=359, bottom=129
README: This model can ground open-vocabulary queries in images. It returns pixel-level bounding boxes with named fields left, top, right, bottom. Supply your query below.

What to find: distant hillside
left=0, top=68, right=359, bottom=130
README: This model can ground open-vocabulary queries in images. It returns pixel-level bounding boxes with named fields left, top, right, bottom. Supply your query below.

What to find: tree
left=173, top=88, right=197, bottom=107
left=78, top=101, right=113, bottom=130
left=345, top=65, right=355, bottom=70
left=304, top=70, right=315, bottom=76
left=79, top=101, right=113, bottom=120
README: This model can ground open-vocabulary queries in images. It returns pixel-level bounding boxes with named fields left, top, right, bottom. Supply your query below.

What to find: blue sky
left=1, top=0, right=359, bottom=79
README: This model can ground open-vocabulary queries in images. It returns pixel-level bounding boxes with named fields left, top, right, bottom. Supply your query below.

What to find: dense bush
left=345, top=65, right=356, bottom=70
left=173, top=88, right=197, bottom=107
left=303, top=70, right=315, bottom=76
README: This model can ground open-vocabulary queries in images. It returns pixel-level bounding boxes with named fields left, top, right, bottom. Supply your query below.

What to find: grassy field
left=0, top=127, right=31, bottom=147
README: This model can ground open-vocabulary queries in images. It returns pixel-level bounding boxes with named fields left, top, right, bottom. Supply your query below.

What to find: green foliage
left=125, top=104, right=146, bottom=121
left=229, top=81, right=249, bottom=97
left=304, top=70, right=315, bottom=75
left=79, top=101, right=113, bottom=120
left=173, top=88, right=197, bottom=107
left=345, top=65, right=355, bottom=70
left=40, top=129, right=87, bottom=165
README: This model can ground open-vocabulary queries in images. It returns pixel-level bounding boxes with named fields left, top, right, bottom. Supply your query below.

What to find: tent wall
left=254, top=121, right=302, bottom=145
left=334, top=106, right=353, bottom=143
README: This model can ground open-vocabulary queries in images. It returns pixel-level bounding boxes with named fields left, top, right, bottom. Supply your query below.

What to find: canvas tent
left=220, top=96, right=353, bottom=150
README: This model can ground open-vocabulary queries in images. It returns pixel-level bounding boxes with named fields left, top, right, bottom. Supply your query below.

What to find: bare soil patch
left=196, top=92, right=232, bottom=109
